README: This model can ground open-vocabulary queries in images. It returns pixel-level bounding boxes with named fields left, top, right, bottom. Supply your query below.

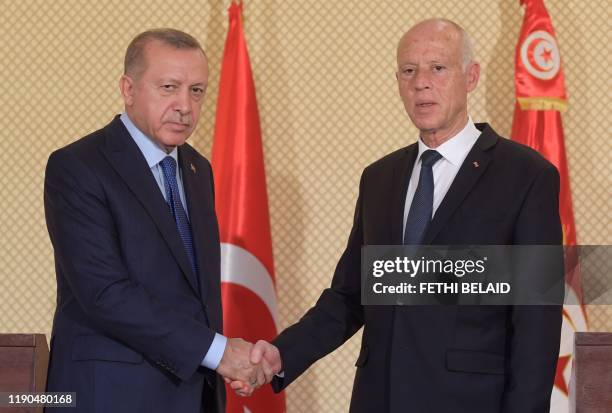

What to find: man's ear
left=465, top=61, right=480, bottom=93
left=119, top=74, right=135, bottom=106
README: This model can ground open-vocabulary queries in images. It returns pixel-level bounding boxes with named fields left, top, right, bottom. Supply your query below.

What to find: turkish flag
left=511, top=1, right=587, bottom=411
left=211, top=2, right=285, bottom=412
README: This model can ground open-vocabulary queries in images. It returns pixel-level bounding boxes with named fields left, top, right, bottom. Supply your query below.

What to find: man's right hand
left=227, top=340, right=283, bottom=397
left=250, top=340, right=282, bottom=381
left=216, top=338, right=263, bottom=388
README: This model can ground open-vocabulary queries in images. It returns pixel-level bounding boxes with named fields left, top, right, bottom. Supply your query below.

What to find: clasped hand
left=216, top=338, right=282, bottom=396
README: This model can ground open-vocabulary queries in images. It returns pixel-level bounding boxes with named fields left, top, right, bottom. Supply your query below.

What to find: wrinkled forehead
left=141, top=41, right=208, bottom=76
left=144, top=39, right=206, bottom=61
left=397, top=25, right=463, bottom=63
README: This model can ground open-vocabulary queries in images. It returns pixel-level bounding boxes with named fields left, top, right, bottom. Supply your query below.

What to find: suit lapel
left=99, top=116, right=200, bottom=295
left=178, top=146, right=215, bottom=307
left=375, top=145, right=419, bottom=350
left=390, top=144, right=419, bottom=244
left=423, top=124, right=498, bottom=244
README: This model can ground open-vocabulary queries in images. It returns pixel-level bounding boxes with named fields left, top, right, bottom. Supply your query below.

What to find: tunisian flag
left=211, top=2, right=285, bottom=412
left=511, top=1, right=587, bottom=411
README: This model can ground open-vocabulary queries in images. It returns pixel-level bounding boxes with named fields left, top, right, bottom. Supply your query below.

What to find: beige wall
left=0, top=0, right=609, bottom=411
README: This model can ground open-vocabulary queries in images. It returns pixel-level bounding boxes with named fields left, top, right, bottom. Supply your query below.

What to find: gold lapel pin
left=473, top=161, right=480, bottom=168
left=190, top=163, right=196, bottom=173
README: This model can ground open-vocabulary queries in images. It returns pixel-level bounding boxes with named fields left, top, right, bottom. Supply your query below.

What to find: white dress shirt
left=402, top=118, right=481, bottom=241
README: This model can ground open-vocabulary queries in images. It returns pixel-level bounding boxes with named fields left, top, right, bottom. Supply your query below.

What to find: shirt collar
left=120, top=112, right=178, bottom=168
left=416, top=117, right=481, bottom=166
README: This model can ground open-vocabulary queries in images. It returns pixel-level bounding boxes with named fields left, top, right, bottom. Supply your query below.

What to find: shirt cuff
left=201, top=333, right=227, bottom=370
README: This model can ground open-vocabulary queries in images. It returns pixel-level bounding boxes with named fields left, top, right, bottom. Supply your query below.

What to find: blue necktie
left=403, top=150, right=443, bottom=245
left=159, top=156, right=199, bottom=284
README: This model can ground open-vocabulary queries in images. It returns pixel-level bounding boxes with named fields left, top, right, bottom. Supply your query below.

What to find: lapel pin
left=190, top=163, right=196, bottom=173
left=473, top=161, right=480, bottom=168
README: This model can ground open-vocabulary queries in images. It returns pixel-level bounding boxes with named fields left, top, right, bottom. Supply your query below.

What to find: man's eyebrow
left=155, top=77, right=182, bottom=85
left=399, top=59, right=447, bottom=65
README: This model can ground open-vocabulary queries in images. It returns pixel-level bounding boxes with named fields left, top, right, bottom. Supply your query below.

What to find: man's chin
left=412, top=121, right=441, bottom=135
left=157, top=134, right=190, bottom=151
left=408, top=113, right=439, bottom=129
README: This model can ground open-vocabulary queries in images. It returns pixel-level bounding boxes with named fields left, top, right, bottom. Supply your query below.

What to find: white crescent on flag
left=220, top=242, right=280, bottom=331
left=520, top=30, right=561, bottom=80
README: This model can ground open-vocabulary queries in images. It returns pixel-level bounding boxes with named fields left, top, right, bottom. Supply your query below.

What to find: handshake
left=215, top=338, right=282, bottom=396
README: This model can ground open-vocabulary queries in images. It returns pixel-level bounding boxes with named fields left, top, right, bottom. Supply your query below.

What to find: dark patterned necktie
left=403, top=150, right=443, bottom=244
left=159, top=156, right=199, bottom=284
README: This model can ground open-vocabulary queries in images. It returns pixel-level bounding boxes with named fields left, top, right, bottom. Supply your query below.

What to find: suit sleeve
left=44, top=149, right=216, bottom=382
left=502, top=163, right=563, bottom=413
left=271, top=172, right=367, bottom=392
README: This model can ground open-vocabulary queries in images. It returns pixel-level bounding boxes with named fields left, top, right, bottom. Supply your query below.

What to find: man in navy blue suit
left=44, top=29, right=268, bottom=413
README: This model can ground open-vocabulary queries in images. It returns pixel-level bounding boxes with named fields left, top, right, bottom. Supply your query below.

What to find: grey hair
left=455, top=23, right=474, bottom=71
left=124, top=28, right=205, bottom=77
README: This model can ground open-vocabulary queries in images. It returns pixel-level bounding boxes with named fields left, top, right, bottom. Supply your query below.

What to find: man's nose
left=413, top=70, right=432, bottom=91
left=174, top=89, right=192, bottom=115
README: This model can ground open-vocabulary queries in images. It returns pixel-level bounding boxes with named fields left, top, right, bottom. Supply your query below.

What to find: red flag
left=511, top=1, right=587, bottom=411
left=211, top=2, right=285, bottom=412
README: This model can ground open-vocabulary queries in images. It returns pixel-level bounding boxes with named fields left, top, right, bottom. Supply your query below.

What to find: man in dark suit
left=44, top=29, right=266, bottom=413
left=236, top=18, right=563, bottom=412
